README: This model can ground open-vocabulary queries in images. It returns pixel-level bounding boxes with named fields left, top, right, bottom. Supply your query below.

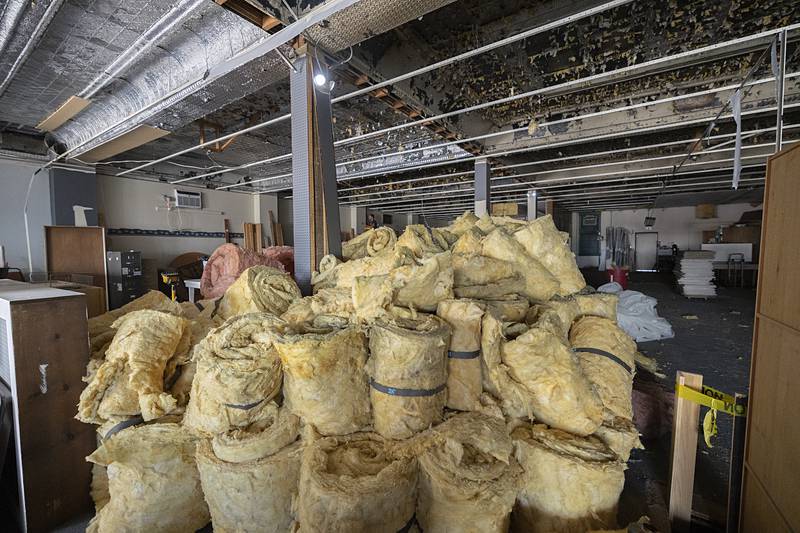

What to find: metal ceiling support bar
left=290, top=46, right=341, bottom=295
left=776, top=30, right=788, bottom=151
left=527, top=189, right=539, bottom=221
left=474, top=159, right=491, bottom=217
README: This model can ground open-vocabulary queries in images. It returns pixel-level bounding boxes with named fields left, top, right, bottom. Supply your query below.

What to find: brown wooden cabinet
left=740, top=143, right=800, bottom=531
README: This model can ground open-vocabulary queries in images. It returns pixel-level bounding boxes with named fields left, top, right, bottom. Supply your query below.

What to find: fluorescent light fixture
left=313, top=73, right=327, bottom=86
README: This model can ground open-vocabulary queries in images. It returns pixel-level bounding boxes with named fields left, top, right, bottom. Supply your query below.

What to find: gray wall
left=50, top=168, right=98, bottom=225
left=0, top=160, right=52, bottom=273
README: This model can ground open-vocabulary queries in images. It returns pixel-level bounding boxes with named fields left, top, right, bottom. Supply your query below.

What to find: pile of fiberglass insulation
left=76, top=214, right=644, bottom=532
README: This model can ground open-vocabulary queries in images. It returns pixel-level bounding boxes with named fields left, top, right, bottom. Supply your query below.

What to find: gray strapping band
left=104, top=415, right=144, bottom=439
left=448, top=349, right=480, bottom=360
left=573, top=347, right=633, bottom=374
left=370, top=379, right=446, bottom=398
left=224, top=398, right=265, bottom=410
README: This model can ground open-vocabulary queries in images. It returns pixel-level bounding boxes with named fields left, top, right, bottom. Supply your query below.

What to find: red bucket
left=608, top=266, right=628, bottom=290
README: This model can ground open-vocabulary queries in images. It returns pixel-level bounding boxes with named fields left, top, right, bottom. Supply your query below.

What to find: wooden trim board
left=36, top=96, right=90, bottom=131
left=77, top=125, right=169, bottom=162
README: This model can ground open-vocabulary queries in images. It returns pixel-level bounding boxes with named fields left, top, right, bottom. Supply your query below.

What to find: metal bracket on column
left=290, top=45, right=342, bottom=294
left=474, top=158, right=491, bottom=217
left=527, top=189, right=539, bottom=221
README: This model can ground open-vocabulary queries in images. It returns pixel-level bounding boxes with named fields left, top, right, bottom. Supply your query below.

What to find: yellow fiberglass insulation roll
left=297, top=432, right=417, bottom=533
left=217, top=265, right=302, bottom=319
left=481, top=311, right=604, bottom=435
left=78, top=310, right=191, bottom=424
left=436, top=299, right=485, bottom=411
left=196, top=405, right=302, bottom=533
left=575, top=292, right=618, bottom=322
left=367, top=314, right=451, bottom=439
left=570, top=316, right=637, bottom=420
left=593, top=416, right=643, bottom=462
left=445, top=211, right=479, bottom=236
left=86, top=423, right=210, bottom=533
left=480, top=227, right=559, bottom=302
left=512, top=215, right=586, bottom=295
left=511, top=424, right=626, bottom=533
left=392, top=251, right=454, bottom=312
left=342, top=226, right=397, bottom=260
left=397, top=224, right=446, bottom=258
left=417, top=412, right=521, bottom=533
left=312, top=246, right=416, bottom=291
left=482, top=295, right=530, bottom=322
left=273, top=324, right=371, bottom=435
left=183, top=313, right=285, bottom=434
left=88, top=290, right=183, bottom=342
left=281, top=287, right=355, bottom=324
left=432, top=227, right=459, bottom=249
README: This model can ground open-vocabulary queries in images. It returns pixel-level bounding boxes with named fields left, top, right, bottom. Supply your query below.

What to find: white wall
left=0, top=159, right=52, bottom=274
left=97, top=174, right=278, bottom=268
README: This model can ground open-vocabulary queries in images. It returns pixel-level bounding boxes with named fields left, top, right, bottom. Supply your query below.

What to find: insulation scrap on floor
left=571, top=316, right=637, bottom=420
left=436, top=299, right=485, bottom=411
left=274, top=325, right=371, bottom=435
left=200, top=243, right=287, bottom=299
left=218, top=265, right=302, bottom=319
left=86, top=423, right=210, bottom=533
left=511, top=424, right=626, bottom=533
left=481, top=311, right=604, bottom=435
left=183, top=313, right=285, bottom=434
left=417, top=412, right=521, bottom=533
left=342, top=227, right=397, bottom=260
left=367, top=314, right=451, bottom=439
left=196, top=405, right=302, bottom=533
left=297, top=431, right=417, bottom=533
left=78, top=310, right=191, bottom=424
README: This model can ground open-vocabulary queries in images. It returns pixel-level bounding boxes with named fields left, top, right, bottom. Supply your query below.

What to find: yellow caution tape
left=676, top=384, right=747, bottom=417
left=703, top=409, right=718, bottom=448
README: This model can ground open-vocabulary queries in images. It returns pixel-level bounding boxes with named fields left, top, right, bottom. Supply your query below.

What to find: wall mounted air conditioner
left=174, top=189, right=202, bottom=209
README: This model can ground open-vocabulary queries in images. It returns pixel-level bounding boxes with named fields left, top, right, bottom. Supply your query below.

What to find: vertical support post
left=526, top=189, right=538, bottom=221
left=669, top=371, right=703, bottom=532
left=545, top=199, right=555, bottom=217
left=776, top=30, right=787, bottom=151
left=474, top=158, right=491, bottom=217
left=726, top=394, right=748, bottom=533
left=290, top=45, right=341, bottom=294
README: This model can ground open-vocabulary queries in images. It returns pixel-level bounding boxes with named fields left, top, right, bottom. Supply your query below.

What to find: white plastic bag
left=598, top=283, right=674, bottom=342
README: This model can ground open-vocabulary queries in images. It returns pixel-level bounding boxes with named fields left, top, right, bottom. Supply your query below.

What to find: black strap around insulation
left=224, top=398, right=265, bottom=410
left=573, top=347, right=634, bottom=374
left=369, top=379, right=446, bottom=398
left=448, top=349, right=480, bottom=360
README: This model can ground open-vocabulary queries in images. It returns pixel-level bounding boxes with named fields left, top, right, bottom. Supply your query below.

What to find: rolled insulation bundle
left=281, top=287, right=355, bottom=324
left=86, top=423, right=210, bottom=533
left=452, top=254, right=523, bottom=300
left=436, top=299, right=485, bottom=411
left=482, top=295, right=530, bottom=322
left=218, top=265, right=302, bottom=319
left=274, top=325, right=371, bottom=435
left=196, top=405, right=302, bottom=533
left=352, top=275, right=395, bottom=321
left=313, top=247, right=416, bottom=291
left=183, top=313, right=285, bottom=434
left=445, top=211, right=479, bottom=236
left=392, top=251, right=454, bottom=312
left=529, top=293, right=620, bottom=340
left=431, top=227, right=458, bottom=249
left=367, top=315, right=451, bottom=439
left=78, top=310, right=191, bottom=424
left=512, top=215, right=586, bottom=295
left=575, top=292, right=618, bottom=322
left=481, top=312, right=604, bottom=435
left=88, top=290, right=183, bottom=342
left=593, top=416, right=643, bottom=462
left=481, top=228, right=559, bottom=302
left=511, top=424, right=625, bottom=533
left=342, top=227, right=397, bottom=260
left=417, top=413, right=521, bottom=533
left=397, top=224, right=445, bottom=257
left=298, top=432, right=417, bottom=533
left=570, top=316, right=637, bottom=420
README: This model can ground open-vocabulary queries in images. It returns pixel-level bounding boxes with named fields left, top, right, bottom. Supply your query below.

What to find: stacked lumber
left=77, top=213, right=643, bottom=533
left=675, top=250, right=716, bottom=298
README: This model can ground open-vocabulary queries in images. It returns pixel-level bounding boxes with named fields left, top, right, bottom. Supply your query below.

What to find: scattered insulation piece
left=417, top=412, right=521, bottom=533
left=86, top=423, right=210, bottom=533
left=274, top=325, right=371, bottom=435
left=183, top=313, right=284, bottom=434
left=571, top=316, right=637, bottom=420
left=481, top=311, right=603, bottom=435
left=511, top=424, right=625, bottom=533
left=436, top=299, right=485, bottom=411
left=78, top=310, right=190, bottom=424
left=297, top=432, right=417, bottom=533
left=367, top=314, right=451, bottom=439
left=593, top=416, right=643, bottom=462
left=218, top=265, right=301, bottom=319
left=342, top=227, right=397, bottom=260
left=197, top=405, right=302, bottom=533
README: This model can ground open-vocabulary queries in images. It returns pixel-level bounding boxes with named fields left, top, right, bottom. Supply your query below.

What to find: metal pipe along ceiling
left=0, top=0, right=29, bottom=60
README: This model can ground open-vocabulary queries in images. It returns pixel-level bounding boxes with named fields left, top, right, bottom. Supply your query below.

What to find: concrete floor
left=618, top=276, right=756, bottom=531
